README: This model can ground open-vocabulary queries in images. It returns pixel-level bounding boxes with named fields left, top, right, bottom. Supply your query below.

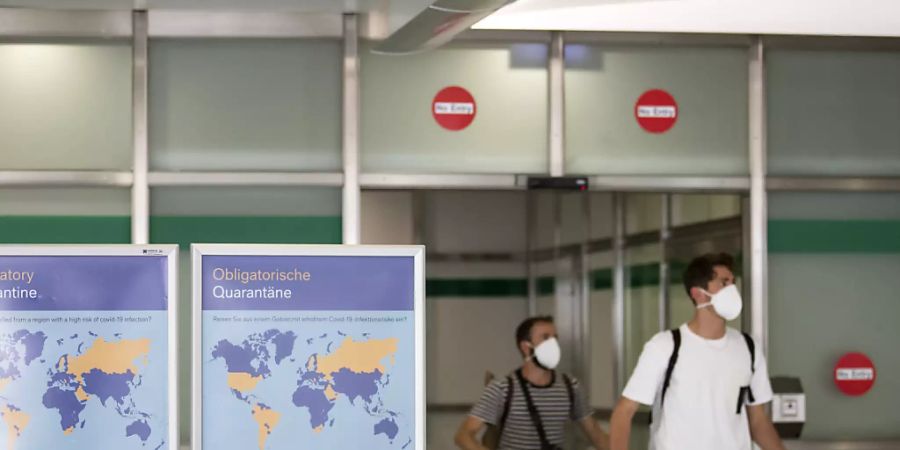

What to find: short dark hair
left=515, top=316, right=554, bottom=353
left=682, top=253, right=735, bottom=304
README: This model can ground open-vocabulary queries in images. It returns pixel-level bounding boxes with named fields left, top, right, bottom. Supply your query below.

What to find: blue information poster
left=193, top=245, right=424, bottom=450
left=0, top=246, right=178, bottom=450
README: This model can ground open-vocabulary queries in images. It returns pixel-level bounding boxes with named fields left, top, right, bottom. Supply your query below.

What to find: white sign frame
left=191, top=244, right=425, bottom=450
left=0, top=244, right=179, bottom=449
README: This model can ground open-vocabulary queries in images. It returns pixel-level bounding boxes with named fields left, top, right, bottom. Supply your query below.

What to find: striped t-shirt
left=470, top=371, right=593, bottom=450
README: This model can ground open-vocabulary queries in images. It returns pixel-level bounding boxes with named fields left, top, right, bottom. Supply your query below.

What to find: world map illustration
left=0, top=328, right=166, bottom=450
left=208, top=328, right=412, bottom=450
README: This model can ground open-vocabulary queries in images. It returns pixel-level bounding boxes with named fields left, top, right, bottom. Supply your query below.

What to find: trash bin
left=770, top=376, right=805, bottom=439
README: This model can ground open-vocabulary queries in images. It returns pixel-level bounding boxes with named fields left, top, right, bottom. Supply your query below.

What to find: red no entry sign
left=834, top=352, right=876, bottom=396
left=432, top=86, right=476, bottom=131
left=635, top=89, right=678, bottom=133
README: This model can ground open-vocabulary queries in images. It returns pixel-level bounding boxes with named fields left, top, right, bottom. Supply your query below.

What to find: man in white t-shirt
left=609, top=253, right=786, bottom=450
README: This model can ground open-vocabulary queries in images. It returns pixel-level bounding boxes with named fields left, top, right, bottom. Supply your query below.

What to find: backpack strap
left=497, top=375, right=514, bottom=434
left=650, top=329, right=682, bottom=425
left=660, top=328, right=682, bottom=408
left=736, top=332, right=757, bottom=413
left=741, top=332, right=756, bottom=374
left=515, top=369, right=554, bottom=449
left=562, top=373, right=575, bottom=418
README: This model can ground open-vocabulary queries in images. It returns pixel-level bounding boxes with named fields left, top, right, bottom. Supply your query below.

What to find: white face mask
left=698, top=284, right=743, bottom=321
left=529, top=337, right=561, bottom=370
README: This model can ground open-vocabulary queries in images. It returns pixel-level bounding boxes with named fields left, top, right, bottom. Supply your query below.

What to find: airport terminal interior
left=0, top=0, right=898, bottom=449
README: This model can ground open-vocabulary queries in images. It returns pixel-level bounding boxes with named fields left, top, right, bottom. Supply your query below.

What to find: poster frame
left=0, top=244, right=179, bottom=449
left=191, top=243, right=425, bottom=450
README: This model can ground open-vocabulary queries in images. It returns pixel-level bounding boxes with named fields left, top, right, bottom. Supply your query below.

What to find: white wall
left=361, top=191, right=530, bottom=404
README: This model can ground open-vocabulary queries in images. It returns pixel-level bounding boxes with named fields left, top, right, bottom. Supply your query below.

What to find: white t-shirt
left=623, top=324, right=774, bottom=450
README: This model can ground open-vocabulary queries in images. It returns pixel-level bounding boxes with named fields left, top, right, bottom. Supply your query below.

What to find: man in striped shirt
left=455, top=316, right=610, bottom=450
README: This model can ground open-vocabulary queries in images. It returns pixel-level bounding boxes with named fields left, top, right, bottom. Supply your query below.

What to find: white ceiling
left=0, top=0, right=386, bottom=12
left=475, top=0, right=900, bottom=38
left=5, top=0, right=898, bottom=39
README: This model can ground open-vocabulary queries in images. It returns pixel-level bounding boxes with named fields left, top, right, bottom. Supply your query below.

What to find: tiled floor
left=177, top=418, right=897, bottom=450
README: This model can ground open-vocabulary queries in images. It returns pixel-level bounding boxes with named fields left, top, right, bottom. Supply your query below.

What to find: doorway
left=359, top=189, right=746, bottom=450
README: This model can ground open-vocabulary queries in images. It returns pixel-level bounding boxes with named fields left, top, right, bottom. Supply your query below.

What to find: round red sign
left=432, top=86, right=476, bottom=131
left=834, top=352, right=876, bottom=396
left=634, top=89, right=678, bottom=133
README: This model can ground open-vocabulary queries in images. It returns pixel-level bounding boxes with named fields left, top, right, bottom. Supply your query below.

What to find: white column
left=549, top=31, right=565, bottom=177
left=131, top=10, right=149, bottom=244
left=612, top=193, right=626, bottom=395
left=748, top=37, right=769, bottom=353
left=342, top=14, right=361, bottom=245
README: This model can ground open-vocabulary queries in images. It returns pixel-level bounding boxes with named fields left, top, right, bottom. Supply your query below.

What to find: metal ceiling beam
left=768, top=176, right=900, bottom=192
left=0, top=9, right=131, bottom=38
left=360, top=173, right=523, bottom=190
left=148, top=172, right=343, bottom=186
left=0, top=171, right=133, bottom=187
left=147, top=11, right=342, bottom=38
left=589, top=176, right=751, bottom=192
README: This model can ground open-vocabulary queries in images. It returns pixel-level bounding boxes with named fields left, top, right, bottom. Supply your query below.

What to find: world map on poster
left=0, top=328, right=166, bottom=450
left=207, top=328, right=412, bottom=450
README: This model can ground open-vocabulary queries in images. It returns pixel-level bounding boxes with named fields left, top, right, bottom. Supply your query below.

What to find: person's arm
left=609, top=331, right=671, bottom=450
left=577, top=415, right=610, bottom=450
left=744, top=335, right=785, bottom=450
left=609, top=397, right=640, bottom=450
left=747, top=404, right=787, bottom=450
left=458, top=377, right=506, bottom=450
left=454, top=416, right=489, bottom=450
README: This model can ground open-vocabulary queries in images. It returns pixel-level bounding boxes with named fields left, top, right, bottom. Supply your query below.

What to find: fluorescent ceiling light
left=474, top=0, right=900, bottom=38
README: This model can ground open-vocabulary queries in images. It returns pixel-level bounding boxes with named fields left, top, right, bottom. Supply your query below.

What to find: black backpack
left=652, top=328, right=757, bottom=424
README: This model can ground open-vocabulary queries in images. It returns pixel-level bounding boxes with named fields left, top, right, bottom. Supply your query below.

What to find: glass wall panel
left=769, top=192, right=900, bottom=439
left=361, top=42, right=549, bottom=174
left=566, top=45, right=748, bottom=175
left=0, top=42, right=132, bottom=169
left=150, top=39, right=342, bottom=171
left=768, top=50, right=900, bottom=176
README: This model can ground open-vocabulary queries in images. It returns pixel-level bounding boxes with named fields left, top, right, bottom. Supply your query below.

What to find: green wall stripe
left=0, top=216, right=130, bottom=244
left=537, top=277, right=555, bottom=296
left=627, top=264, right=660, bottom=288
left=427, top=276, right=556, bottom=298
left=769, top=220, right=900, bottom=253
left=0, top=216, right=343, bottom=247
left=591, top=262, right=687, bottom=291
left=427, top=264, right=682, bottom=298
left=5, top=217, right=896, bottom=254
left=150, top=216, right=342, bottom=248
left=592, top=269, right=613, bottom=291
left=427, top=279, right=525, bottom=297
